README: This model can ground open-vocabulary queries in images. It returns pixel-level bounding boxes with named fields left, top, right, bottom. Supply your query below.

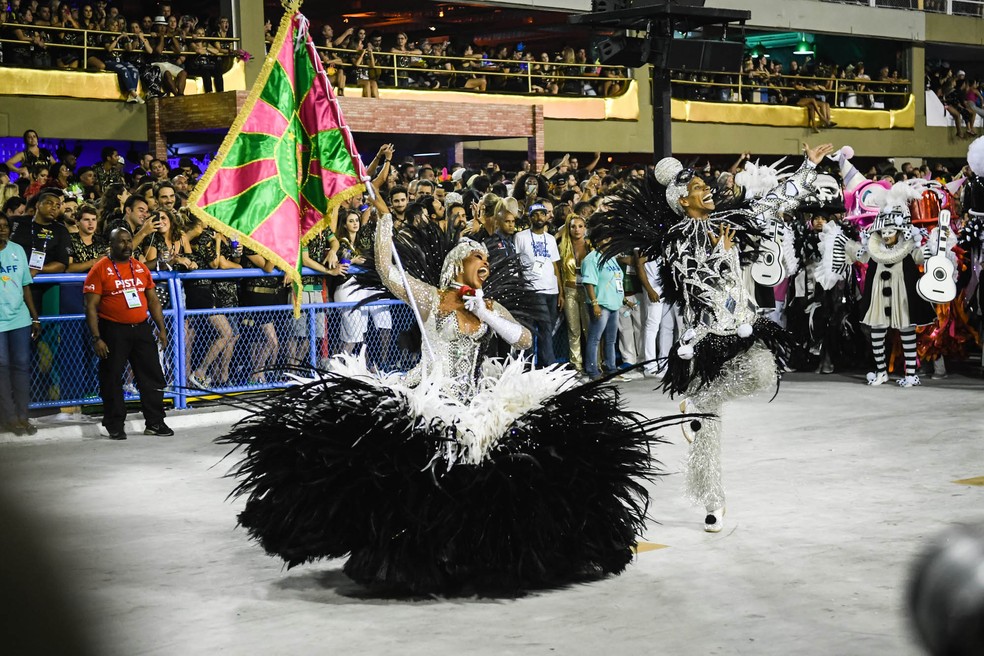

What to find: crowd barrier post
left=169, top=273, right=188, bottom=410
left=307, top=303, right=318, bottom=368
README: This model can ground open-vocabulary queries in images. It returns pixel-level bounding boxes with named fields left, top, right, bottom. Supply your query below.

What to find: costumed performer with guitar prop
left=818, top=181, right=937, bottom=387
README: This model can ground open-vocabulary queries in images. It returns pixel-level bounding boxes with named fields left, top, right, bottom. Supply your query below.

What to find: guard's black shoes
left=144, top=423, right=174, bottom=437
left=107, top=430, right=127, bottom=440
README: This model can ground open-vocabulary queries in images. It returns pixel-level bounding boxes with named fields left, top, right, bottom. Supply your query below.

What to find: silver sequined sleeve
left=747, top=158, right=820, bottom=224
left=491, top=301, right=533, bottom=350
left=374, top=213, right=435, bottom=320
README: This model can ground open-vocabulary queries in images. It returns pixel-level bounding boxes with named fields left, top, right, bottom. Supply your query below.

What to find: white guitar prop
left=751, top=223, right=786, bottom=287
left=916, top=210, right=957, bottom=304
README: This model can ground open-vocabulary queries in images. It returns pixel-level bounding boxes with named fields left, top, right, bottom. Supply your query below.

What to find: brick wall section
left=146, top=99, right=168, bottom=159
left=337, top=97, right=540, bottom=139
left=159, top=91, right=248, bottom=132
left=528, top=105, right=544, bottom=170
left=148, top=94, right=545, bottom=168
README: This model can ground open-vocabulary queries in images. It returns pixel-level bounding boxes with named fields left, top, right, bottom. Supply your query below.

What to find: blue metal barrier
left=29, top=269, right=418, bottom=411
left=29, top=267, right=582, bottom=413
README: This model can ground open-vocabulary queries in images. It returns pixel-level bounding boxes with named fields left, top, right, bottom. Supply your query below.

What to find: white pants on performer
left=617, top=293, right=645, bottom=365
left=642, top=295, right=679, bottom=376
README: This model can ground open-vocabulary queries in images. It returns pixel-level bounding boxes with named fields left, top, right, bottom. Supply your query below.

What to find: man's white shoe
left=866, top=371, right=888, bottom=386
left=704, top=507, right=725, bottom=533
left=898, top=374, right=922, bottom=388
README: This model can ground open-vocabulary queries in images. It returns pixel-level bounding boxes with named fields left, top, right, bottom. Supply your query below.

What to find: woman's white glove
left=462, top=287, right=488, bottom=318
left=463, top=288, right=523, bottom=346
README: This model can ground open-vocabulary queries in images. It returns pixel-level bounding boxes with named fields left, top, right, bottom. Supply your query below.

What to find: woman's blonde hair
left=0, top=183, right=19, bottom=206
left=494, top=196, right=520, bottom=219
left=481, top=193, right=500, bottom=218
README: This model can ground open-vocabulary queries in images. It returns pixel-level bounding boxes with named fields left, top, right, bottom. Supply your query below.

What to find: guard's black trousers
left=98, top=320, right=166, bottom=433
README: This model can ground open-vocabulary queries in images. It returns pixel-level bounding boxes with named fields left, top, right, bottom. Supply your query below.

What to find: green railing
left=670, top=70, right=912, bottom=108
left=315, top=45, right=634, bottom=97
left=0, top=22, right=241, bottom=65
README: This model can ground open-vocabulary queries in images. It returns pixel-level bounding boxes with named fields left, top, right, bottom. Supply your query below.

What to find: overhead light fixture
left=795, top=32, right=814, bottom=55
left=795, top=40, right=814, bottom=55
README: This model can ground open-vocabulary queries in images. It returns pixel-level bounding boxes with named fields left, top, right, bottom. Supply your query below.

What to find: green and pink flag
left=189, top=6, right=367, bottom=304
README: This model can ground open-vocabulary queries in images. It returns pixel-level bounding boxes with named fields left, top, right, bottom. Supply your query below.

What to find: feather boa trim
left=217, top=358, right=681, bottom=593
left=659, top=317, right=792, bottom=397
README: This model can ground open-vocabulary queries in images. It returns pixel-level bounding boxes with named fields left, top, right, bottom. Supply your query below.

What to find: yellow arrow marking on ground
left=633, top=542, right=668, bottom=553
left=954, top=476, right=984, bottom=486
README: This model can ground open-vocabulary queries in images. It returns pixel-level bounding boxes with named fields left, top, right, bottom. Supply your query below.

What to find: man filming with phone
left=103, top=196, right=156, bottom=257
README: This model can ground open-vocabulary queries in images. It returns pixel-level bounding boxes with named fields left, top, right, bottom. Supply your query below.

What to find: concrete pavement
left=2, top=371, right=982, bottom=655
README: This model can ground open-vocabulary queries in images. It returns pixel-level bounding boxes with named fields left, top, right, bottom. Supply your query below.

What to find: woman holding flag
left=192, top=2, right=681, bottom=594
left=217, top=192, right=681, bottom=594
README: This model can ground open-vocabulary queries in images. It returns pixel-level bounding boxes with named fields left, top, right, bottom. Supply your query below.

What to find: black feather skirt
left=217, top=371, right=674, bottom=594
left=660, top=317, right=793, bottom=398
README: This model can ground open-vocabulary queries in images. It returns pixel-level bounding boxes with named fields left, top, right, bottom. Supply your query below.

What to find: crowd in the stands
left=1, top=0, right=237, bottom=99
left=672, top=55, right=913, bottom=127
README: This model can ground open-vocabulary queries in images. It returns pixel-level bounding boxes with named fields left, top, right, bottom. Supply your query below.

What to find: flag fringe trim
left=188, top=9, right=303, bottom=316
left=300, top=182, right=366, bottom=245
left=298, top=28, right=367, bottom=245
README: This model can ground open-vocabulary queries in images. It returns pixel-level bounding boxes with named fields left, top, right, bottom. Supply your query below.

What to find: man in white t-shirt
left=513, top=202, right=563, bottom=366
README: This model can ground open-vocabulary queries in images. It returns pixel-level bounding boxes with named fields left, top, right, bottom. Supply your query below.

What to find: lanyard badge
left=112, top=259, right=144, bottom=309
left=29, top=227, right=52, bottom=270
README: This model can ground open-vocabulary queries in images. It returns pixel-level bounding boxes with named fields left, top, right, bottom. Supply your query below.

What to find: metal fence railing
left=314, top=45, right=634, bottom=97
left=30, top=266, right=582, bottom=413
left=670, top=71, right=912, bottom=109
left=817, top=0, right=984, bottom=16
left=0, top=22, right=241, bottom=67
left=30, top=269, right=419, bottom=411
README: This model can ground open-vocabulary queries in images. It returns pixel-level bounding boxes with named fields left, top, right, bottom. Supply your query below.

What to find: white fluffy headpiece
left=968, top=136, right=984, bottom=177
left=865, top=180, right=922, bottom=216
left=865, top=180, right=923, bottom=235
left=653, top=157, right=688, bottom=216
left=440, top=239, right=489, bottom=289
left=734, top=158, right=792, bottom=200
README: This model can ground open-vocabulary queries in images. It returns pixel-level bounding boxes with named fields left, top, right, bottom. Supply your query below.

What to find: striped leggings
left=870, top=326, right=918, bottom=376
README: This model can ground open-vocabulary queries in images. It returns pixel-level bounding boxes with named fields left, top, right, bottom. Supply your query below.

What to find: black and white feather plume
left=588, top=173, right=679, bottom=263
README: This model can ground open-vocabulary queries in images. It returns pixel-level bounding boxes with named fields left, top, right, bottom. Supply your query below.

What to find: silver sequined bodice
left=403, top=288, right=489, bottom=402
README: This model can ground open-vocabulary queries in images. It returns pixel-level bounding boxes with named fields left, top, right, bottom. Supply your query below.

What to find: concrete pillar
left=911, top=45, right=926, bottom=129
left=235, top=0, right=266, bottom=87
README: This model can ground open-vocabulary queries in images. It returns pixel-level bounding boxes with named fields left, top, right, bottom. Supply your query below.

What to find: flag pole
left=391, top=235, right=437, bottom=363
left=287, top=0, right=433, bottom=360
left=361, top=179, right=436, bottom=363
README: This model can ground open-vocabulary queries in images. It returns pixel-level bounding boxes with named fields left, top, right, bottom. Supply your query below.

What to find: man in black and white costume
left=592, top=142, right=833, bottom=532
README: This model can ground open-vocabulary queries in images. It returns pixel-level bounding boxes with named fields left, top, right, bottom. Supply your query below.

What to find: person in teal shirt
left=0, top=214, right=42, bottom=435
left=581, top=244, right=624, bottom=379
